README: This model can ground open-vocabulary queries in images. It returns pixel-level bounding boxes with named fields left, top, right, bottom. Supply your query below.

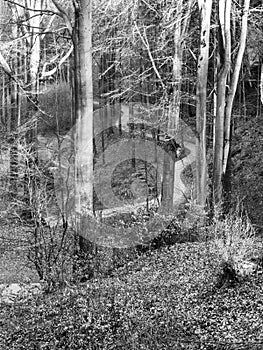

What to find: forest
left=1, top=0, right=263, bottom=349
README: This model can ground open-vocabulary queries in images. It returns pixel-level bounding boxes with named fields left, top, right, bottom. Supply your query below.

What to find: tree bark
left=74, top=0, right=93, bottom=216
left=73, top=1, right=96, bottom=273
left=161, top=0, right=195, bottom=210
left=213, top=0, right=231, bottom=204
left=161, top=0, right=182, bottom=211
left=195, top=0, right=212, bottom=206
left=223, top=0, right=250, bottom=175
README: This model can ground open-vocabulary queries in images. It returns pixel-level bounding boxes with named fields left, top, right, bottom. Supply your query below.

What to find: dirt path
left=38, top=103, right=196, bottom=218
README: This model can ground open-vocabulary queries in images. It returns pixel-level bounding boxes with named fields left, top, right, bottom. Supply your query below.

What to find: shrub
left=209, top=212, right=261, bottom=287
left=1, top=132, right=76, bottom=291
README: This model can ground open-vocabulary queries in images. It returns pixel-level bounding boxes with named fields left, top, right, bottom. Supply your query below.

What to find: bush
left=0, top=133, right=76, bottom=290
left=209, top=212, right=261, bottom=287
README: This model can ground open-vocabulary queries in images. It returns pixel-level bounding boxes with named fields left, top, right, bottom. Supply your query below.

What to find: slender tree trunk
left=21, top=1, right=41, bottom=207
left=9, top=50, right=19, bottom=194
left=99, top=54, right=106, bottom=164
left=161, top=0, right=194, bottom=210
left=74, top=0, right=93, bottom=216
left=195, top=0, right=212, bottom=206
left=261, top=63, right=263, bottom=106
left=161, top=0, right=182, bottom=211
left=0, top=2, right=6, bottom=129
left=213, top=0, right=231, bottom=204
left=25, top=0, right=41, bottom=140
left=161, top=149, right=175, bottom=213
left=213, top=0, right=250, bottom=206
left=223, top=0, right=250, bottom=174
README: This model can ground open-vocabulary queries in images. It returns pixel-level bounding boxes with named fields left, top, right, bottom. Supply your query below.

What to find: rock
left=234, top=260, right=258, bottom=277
left=0, top=282, right=43, bottom=304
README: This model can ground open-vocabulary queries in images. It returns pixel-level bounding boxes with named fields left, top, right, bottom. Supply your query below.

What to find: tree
left=71, top=0, right=97, bottom=278
left=73, top=0, right=93, bottom=218
left=223, top=0, right=250, bottom=175
left=213, top=0, right=231, bottom=204
left=213, top=0, right=250, bottom=204
left=195, top=0, right=212, bottom=207
left=132, top=0, right=195, bottom=212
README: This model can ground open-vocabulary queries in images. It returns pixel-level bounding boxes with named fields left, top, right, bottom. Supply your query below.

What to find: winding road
left=37, top=103, right=197, bottom=246
left=173, top=141, right=196, bottom=205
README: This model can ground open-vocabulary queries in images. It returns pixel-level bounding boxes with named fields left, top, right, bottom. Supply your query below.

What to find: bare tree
left=213, top=0, right=231, bottom=203
left=195, top=0, right=212, bottom=206
left=223, top=0, right=250, bottom=174
left=213, top=0, right=250, bottom=204
left=73, top=0, right=93, bottom=217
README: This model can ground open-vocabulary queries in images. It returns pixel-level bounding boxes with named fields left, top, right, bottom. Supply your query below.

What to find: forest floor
left=0, top=223, right=38, bottom=284
left=1, top=220, right=263, bottom=349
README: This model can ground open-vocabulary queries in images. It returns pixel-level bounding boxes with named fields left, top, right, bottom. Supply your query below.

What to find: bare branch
left=0, top=52, right=12, bottom=76
left=40, top=14, right=56, bottom=40
left=4, top=0, right=59, bottom=15
left=41, top=46, right=73, bottom=78
left=134, top=21, right=165, bottom=90
left=51, top=0, right=73, bottom=36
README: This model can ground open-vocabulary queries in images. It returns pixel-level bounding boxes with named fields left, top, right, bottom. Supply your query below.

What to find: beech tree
left=161, top=0, right=195, bottom=212
left=213, top=0, right=250, bottom=204
left=73, top=0, right=93, bottom=218
left=195, top=0, right=212, bottom=207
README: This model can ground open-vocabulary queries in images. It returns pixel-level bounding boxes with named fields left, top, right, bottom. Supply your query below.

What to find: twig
left=133, top=21, right=165, bottom=90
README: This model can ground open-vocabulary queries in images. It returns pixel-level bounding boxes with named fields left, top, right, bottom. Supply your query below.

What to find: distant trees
left=0, top=0, right=253, bottom=210
left=0, top=0, right=261, bottom=282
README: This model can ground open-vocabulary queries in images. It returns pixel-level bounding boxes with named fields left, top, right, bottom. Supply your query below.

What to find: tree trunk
left=261, top=64, right=263, bottom=106
left=213, top=0, right=250, bottom=206
left=223, top=0, right=250, bottom=175
left=195, top=0, right=212, bottom=207
left=73, top=0, right=95, bottom=277
left=74, top=0, right=93, bottom=216
left=161, top=150, right=175, bottom=213
left=161, top=0, right=194, bottom=210
left=213, top=0, right=231, bottom=204
left=161, top=0, right=182, bottom=211
left=22, top=0, right=41, bottom=206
